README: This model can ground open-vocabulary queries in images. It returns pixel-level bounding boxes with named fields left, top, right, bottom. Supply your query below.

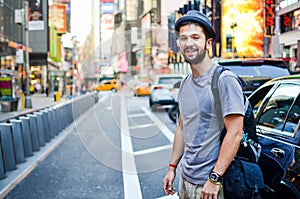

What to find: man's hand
left=200, top=179, right=220, bottom=199
left=162, top=169, right=176, bottom=195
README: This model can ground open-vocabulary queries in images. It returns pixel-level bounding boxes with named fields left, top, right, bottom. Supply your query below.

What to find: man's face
left=178, top=24, right=210, bottom=65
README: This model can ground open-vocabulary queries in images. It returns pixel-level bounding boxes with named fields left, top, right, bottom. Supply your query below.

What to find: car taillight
left=154, top=86, right=163, bottom=89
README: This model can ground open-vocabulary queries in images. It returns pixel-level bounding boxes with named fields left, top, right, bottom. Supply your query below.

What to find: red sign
left=265, top=0, right=275, bottom=36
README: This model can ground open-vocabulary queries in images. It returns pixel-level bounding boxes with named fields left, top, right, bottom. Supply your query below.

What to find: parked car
left=218, top=58, right=291, bottom=96
left=149, top=74, right=184, bottom=110
left=96, top=79, right=121, bottom=92
left=248, top=74, right=300, bottom=198
left=133, top=83, right=151, bottom=97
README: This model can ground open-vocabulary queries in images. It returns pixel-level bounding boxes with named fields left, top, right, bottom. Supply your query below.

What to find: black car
left=248, top=75, right=300, bottom=198
left=218, top=59, right=291, bottom=96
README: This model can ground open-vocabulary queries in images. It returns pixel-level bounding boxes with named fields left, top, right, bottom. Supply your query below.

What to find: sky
left=70, top=0, right=92, bottom=44
left=48, top=0, right=92, bottom=45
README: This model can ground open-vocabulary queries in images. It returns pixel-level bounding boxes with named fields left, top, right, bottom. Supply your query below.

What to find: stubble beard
left=181, top=44, right=207, bottom=66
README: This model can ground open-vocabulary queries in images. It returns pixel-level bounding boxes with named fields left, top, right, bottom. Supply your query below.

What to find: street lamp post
left=24, top=0, right=32, bottom=108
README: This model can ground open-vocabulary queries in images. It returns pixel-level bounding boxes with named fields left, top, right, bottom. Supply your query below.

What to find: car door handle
left=271, top=148, right=285, bottom=159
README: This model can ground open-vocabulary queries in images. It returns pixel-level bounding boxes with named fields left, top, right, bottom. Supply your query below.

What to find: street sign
left=16, top=46, right=24, bottom=64
left=14, top=9, right=24, bottom=24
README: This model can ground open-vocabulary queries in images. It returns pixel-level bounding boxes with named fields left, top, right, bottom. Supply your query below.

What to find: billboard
left=28, top=0, right=44, bottom=30
left=265, top=0, right=275, bottom=36
left=221, top=0, right=264, bottom=58
left=49, top=4, right=67, bottom=33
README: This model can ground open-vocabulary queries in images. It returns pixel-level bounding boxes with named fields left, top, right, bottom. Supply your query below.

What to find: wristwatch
left=209, top=171, right=223, bottom=183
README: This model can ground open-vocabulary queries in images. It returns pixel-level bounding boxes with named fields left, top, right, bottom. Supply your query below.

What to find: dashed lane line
left=128, top=113, right=147, bottom=118
left=141, top=107, right=175, bottom=143
left=133, top=144, right=173, bottom=156
left=129, top=123, right=156, bottom=130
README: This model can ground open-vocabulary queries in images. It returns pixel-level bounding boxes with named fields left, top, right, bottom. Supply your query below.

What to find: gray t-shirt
left=177, top=64, right=244, bottom=185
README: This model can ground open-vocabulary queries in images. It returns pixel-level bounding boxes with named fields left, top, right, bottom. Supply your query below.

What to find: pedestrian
left=162, top=10, right=245, bottom=199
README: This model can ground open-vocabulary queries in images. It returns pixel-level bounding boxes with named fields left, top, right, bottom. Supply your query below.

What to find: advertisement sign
left=102, top=2, right=114, bottom=14
left=280, top=9, right=300, bottom=33
left=222, top=0, right=264, bottom=58
left=152, top=28, right=168, bottom=69
left=0, top=77, right=12, bottom=100
left=49, top=4, right=67, bottom=33
left=141, top=13, right=151, bottom=67
left=28, top=0, right=44, bottom=30
left=265, top=0, right=275, bottom=36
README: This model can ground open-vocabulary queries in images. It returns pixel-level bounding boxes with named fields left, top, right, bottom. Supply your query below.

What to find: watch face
left=210, top=173, right=218, bottom=181
left=209, top=172, right=222, bottom=182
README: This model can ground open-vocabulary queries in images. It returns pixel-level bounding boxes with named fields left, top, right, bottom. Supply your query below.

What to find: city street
left=3, top=90, right=180, bottom=199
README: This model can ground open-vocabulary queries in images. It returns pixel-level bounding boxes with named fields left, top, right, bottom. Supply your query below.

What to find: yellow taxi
left=133, top=83, right=151, bottom=96
left=96, top=79, right=121, bottom=92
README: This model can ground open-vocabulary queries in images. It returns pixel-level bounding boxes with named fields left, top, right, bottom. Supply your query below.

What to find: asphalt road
left=3, top=91, right=180, bottom=199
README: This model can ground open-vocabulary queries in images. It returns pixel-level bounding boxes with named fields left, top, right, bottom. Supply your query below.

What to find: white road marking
left=120, top=94, right=143, bottom=199
left=133, top=144, right=173, bottom=156
left=156, top=193, right=179, bottom=199
left=142, top=107, right=175, bottom=143
left=98, top=94, right=108, bottom=103
left=128, top=113, right=147, bottom=118
left=129, top=123, right=156, bottom=130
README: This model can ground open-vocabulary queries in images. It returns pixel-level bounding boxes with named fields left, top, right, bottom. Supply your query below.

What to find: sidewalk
left=0, top=94, right=67, bottom=122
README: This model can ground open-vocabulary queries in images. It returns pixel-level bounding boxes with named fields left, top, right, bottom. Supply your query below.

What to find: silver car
left=149, top=74, right=184, bottom=110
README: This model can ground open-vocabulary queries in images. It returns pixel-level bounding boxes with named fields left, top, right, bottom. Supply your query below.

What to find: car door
left=249, top=81, right=300, bottom=195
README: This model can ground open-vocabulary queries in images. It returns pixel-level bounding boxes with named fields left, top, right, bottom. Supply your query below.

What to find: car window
left=158, top=77, right=183, bottom=84
left=249, top=85, right=274, bottom=117
left=226, top=65, right=290, bottom=78
left=258, top=84, right=300, bottom=135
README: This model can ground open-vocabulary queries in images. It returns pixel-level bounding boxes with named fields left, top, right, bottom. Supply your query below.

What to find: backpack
left=212, top=66, right=264, bottom=198
left=211, top=66, right=261, bottom=163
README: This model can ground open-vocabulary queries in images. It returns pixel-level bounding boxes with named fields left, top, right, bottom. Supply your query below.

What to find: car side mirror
left=173, top=81, right=181, bottom=89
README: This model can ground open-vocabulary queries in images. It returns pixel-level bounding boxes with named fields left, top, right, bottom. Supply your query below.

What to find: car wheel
left=149, top=97, right=153, bottom=107
left=112, top=88, right=117, bottom=92
left=168, top=104, right=178, bottom=123
left=272, top=178, right=300, bottom=199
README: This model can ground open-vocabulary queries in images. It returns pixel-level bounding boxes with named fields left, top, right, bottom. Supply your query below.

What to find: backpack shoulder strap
left=211, top=65, right=227, bottom=130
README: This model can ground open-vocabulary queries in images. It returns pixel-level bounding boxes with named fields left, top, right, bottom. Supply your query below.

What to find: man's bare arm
left=213, top=114, right=243, bottom=175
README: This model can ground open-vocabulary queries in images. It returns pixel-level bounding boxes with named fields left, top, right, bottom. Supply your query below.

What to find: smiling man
left=162, top=10, right=244, bottom=199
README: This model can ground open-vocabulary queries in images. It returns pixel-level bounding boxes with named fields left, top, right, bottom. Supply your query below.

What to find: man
left=162, top=10, right=244, bottom=199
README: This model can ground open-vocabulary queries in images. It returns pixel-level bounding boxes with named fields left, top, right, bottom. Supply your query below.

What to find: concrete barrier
left=0, top=123, right=17, bottom=171
left=40, top=110, right=50, bottom=143
left=46, top=109, right=55, bottom=139
left=0, top=142, right=6, bottom=179
left=9, top=119, right=26, bottom=164
left=0, top=92, right=98, bottom=182
left=27, top=114, right=40, bottom=152
left=34, top=112, right=45, bottom=147
left=19, top=116, right=33, bottom=157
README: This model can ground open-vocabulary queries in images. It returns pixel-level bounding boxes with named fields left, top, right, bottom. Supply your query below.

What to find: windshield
left=226, top=65, right=290, bottom=78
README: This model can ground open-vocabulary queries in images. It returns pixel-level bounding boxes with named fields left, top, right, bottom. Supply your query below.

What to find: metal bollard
left=41, top=110, right=50, bottom=142
left=34, top=112, right=45, bottom=147
left=0, top=123, right=17, bottom=171
left=53, top=107, right=61, bottom=134
left=47, top=109, right=55, bottom=139
left=19, top=116, right=33, bottom=157
left=27, top=114, right=40, bottom=152
left=0, top=139, right=6, bottom=179
left=9, top=119, right=26, bottom=164
left=51, top=108, right=59, bottom=136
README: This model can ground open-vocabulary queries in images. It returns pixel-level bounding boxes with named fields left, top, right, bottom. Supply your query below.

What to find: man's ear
left=206, top=38, right=213, bottom=50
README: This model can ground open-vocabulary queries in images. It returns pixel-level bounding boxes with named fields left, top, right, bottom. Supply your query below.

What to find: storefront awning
left=0, top=41, right=32, bottom=57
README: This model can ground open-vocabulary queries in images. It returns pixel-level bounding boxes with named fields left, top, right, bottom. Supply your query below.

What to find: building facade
left=278, top=0, right=300, bottom=70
